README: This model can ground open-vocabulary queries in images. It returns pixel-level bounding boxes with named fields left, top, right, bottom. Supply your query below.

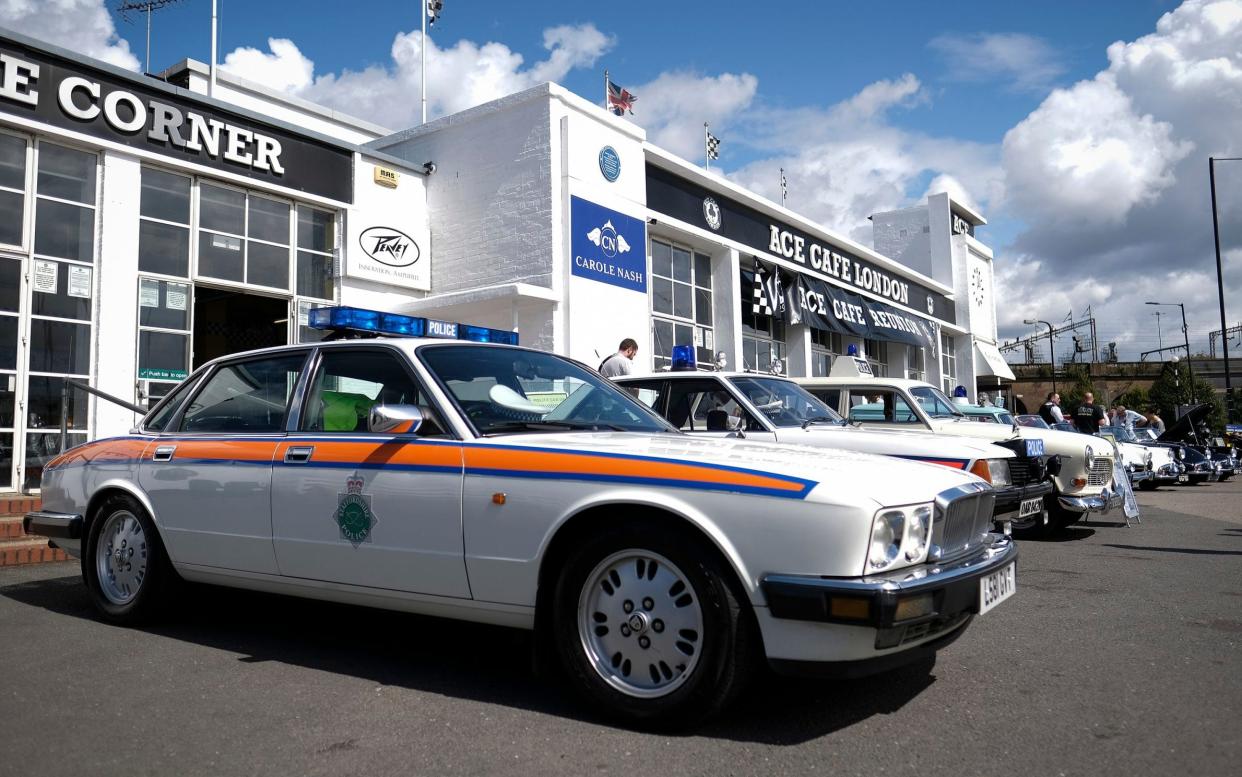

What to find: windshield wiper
left=801, top=416, right=843, bottom=429
left=483, top=421, right=629, bottom=435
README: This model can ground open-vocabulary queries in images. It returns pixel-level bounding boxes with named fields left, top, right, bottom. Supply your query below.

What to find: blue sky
left=5, top=0, right=1238, bottom=359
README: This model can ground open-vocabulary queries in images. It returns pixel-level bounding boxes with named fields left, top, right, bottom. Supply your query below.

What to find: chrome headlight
left=1084, top=444, right=1095, bottom=468
left=969, top=458, right=1011, bottom=486
left=867, top=502, right=934, bottom=573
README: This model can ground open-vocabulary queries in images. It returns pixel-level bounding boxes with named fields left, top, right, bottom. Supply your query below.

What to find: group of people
left=1039, top=391, right=1165, bottom=435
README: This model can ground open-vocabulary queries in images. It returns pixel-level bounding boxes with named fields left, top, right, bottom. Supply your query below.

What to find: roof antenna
left=115, top=1, right=185, bottom=75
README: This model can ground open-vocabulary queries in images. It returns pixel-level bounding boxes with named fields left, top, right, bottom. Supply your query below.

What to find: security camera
left=423, top=161, right=437, bottom=175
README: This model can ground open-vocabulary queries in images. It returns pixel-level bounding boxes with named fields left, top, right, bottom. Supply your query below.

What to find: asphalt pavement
left=2, top=480, right=1240, bottom=777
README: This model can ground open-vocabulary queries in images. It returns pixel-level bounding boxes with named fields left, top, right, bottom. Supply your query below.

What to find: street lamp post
left=1147, top=301, right=1196, bottom=405
left=1024, top=319, right=1056, bottom=395
left=1210, top=157, right=1238, bottom=421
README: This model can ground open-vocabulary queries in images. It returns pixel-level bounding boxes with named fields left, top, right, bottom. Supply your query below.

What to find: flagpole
left=780, top=167, right=786, bottom=207
left=209, top=0, right=218, bottom=97
left=421, top=0, right=428, bottom=124
left=704, top=122, right=710, bottom=170
left=604, top=69, right=609, bottom=111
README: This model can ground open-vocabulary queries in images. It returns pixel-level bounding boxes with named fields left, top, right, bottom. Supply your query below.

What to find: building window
left=0, top=133, right=28, bottom=249
left=864, top=338, right=888, bottom=378
left=811, top=329, right=841, bottom=377
left=941, top=333, right=957, bottom=393
left=296, top=205, right=336, bottom=301
left=26, top=141, right=97, bottom=489
left=139, top=168, right=191, bottom=277
left=906, top=346, right=926, bottom=382
left=197, top=183, right=292, bottom=289
left=741, top=268, right=786, bottom=373
left=651, top=239, right=713, bottom=370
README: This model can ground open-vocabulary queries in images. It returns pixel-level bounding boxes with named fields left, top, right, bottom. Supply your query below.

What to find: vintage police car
left=612, top=370, right=1053, bottom=530
left=25, top=308, right=1017, bottom=726
left=798, top=356, right=1129, bottom=535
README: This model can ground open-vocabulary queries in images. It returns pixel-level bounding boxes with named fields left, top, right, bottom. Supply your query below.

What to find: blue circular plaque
left=598, top=146, right=621, bottom=182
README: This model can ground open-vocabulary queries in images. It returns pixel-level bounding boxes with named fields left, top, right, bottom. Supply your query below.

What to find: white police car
left=25, top=307, right=1016, bottom=726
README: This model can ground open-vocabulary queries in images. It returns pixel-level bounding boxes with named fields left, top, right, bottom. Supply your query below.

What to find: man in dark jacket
left=1038, top=391, right=1065, bottom=425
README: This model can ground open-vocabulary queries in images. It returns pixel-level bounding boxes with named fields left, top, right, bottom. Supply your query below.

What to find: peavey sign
left=646, top=163, right=956, bottom=324
left=0, top=36, right=352, bottom=202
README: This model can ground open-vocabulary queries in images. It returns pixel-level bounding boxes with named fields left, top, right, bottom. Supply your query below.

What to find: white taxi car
left=798, top=356, right=1129, bottom=535
left=25, top=308, right=1017, bottom=726
left=612, top=370, right=1054, bottom=530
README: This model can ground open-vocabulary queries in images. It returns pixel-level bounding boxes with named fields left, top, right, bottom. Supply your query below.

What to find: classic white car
left=1100, top=425, right=1182, bottom=489
left=24, top=308, right=1017, bottom=727
left=798, top=356, right=1128, bottom=535
left=612, top=370, right=1054, bottom=529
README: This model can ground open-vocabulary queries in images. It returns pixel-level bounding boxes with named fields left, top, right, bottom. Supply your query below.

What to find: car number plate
left=1178, top=474, right=1189, bottom=483
left=979, top=562, right=1017, bottom=615
left=1018, top=497, right=1042, bottom=518
left=1024, top=438, right=1045, bottom=458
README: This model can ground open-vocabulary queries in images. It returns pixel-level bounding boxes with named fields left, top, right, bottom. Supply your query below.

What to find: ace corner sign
left=571, top=195, right=647, bottom=292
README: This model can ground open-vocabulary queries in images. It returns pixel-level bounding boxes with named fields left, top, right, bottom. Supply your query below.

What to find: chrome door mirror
left=368, top=404, right=424, bottom=434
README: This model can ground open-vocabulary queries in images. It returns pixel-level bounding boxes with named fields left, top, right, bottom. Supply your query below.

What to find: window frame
left=650, top=238, right=714, bottom=370
left=171, top=349, right=314, bottom=435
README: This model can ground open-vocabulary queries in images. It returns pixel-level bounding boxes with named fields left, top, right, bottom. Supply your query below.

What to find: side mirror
left=368, top=404, right=424, bottom=434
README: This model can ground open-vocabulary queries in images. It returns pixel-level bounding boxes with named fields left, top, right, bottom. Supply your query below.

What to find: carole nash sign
left=570, top=196, right=647, bottom=292
left=0, top=35, right=352, bottom=202
left=646, top=164, right=956, bottom=324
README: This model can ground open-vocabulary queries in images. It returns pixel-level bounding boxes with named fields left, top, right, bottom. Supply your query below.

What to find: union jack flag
left=607, top=81, right=637, bottom=116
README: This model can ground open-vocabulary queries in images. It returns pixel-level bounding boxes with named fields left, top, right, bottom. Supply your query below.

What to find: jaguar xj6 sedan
left=25, top=309, right=1017, bottom=726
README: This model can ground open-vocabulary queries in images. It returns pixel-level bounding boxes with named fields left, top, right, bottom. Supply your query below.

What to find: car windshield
left=1135, top=428, right=1159, bottom=442
left=909, top=386, right=963, bottom=418
left=730, top=376, right=844, bottom=428
left=419, top=345, right=675, bottom=435
left=1017, top=415, right=1049, bottom=429
left=1102, top=425, right=1139, bottom=443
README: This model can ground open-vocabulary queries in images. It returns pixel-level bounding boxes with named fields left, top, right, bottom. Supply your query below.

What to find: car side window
left=806, top=388, right=841, bottom=412
left=665, top=380, right=752, bottom=432
left=144, top=375, right=200, bottom=432
left=616, top=380, right=667, bottom=413
left=178, top=354, right=307, bottom=433
left=301, top=349, right=448, bottom=436
left=846, top=388, right=920, bottom=424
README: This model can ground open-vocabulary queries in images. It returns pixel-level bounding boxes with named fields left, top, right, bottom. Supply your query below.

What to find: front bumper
left=761, top=535, right=1016, bottom=631
left=992, top=480, right=1054, bottom=522
left=1058, top=487, right=1123, bottom=514
left=1127, top=468, right=1154, bottom=484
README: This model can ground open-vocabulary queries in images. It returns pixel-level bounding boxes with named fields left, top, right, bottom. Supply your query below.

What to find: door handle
left=152, top=445, right=176, bottom=462
left=284, top=445, right=314, bottom=464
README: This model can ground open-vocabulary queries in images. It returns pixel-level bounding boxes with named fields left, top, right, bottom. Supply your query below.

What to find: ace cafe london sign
left=0, top=38, right=353, bottom=202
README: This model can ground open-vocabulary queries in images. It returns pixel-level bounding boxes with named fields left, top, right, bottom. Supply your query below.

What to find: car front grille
left=1007, top=457, right=1040, bottom=487
left=931, top=488, right=995, bottom=562
left=1087, top=456, right=1114, bottom=487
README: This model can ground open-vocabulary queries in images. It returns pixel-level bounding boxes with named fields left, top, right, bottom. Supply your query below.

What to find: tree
left=1059, top=365, right=1096, bottom=412
left=1115, top=386, right=1150, bottom=412
left=1147, top=361, right=1226, bottom=432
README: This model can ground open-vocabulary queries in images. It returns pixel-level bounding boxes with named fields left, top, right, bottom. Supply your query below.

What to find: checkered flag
left=705, top=123, right=720, bottom=161
left=752, top=263, right=783, bottom=317
left=780, top=167, right=787, bottom=205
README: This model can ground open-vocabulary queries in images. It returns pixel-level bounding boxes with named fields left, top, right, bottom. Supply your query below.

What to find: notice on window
left=704, top=329, right=714, bottom=351
left=67, top=266, right=92, bottom=298
left=33, top=260, right=57, bottom=294
left=693, top=327, right=704, bottom=348
left=166, top=283, right=187, bottom=311
left=139, top=278, right=160, bottom=308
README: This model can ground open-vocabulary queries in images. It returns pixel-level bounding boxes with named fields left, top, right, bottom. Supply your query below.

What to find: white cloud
left=221, top=38, right=313, bottom=93
left=624, top=70, right=759, bottom=161
left=219, top=23, right=614, bottom=130
left=1002, top=75, right=1192, bottom=227
left=930, top=32, right=1067, bottom=92
left=995, top=0, right=1242, bottom=356
left=1, top=0, right=139, bottom=70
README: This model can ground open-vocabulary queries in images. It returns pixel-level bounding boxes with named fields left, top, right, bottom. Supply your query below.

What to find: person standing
left=1145, top=408, right=1166, bottom=435
left=1039, top=391, right=1065, bottom=425
left=1074, top=392, right=1107, bottom=434
left=599, top=338, right=638, bottom=377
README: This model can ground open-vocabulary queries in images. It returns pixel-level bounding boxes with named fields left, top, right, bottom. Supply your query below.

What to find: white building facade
left=0, top=29, right=431, bottom=490
left=1, top=28, right=1008, bottom=492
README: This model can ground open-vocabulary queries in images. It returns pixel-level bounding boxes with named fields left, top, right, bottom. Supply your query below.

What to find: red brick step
left=1, top=538, right=69, bottom=567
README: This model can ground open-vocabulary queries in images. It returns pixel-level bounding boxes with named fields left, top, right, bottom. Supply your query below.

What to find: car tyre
left=1137, top=479, right=1157, bottom=491
left=83, top=493, right=177, bottom=625
left=550, top=522, right=757, bottom=729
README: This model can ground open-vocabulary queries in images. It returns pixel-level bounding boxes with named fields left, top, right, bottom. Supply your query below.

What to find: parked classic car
left=24, top=308, right=1018, bottom=727
left=612, top=371, right=1054, bottom=530
left=1099, top=425, right=1181, bottom=489
left=1096, top=426, right=1155, bottom=486
left=798, top=356, right=1127, bottom=535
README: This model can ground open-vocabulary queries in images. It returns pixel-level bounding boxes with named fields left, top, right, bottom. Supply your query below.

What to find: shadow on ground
left=0, top=572, right=935, bottom=745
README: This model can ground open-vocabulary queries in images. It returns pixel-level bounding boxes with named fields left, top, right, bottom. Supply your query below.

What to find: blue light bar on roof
left=308, top=305, right=518, bottom=345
